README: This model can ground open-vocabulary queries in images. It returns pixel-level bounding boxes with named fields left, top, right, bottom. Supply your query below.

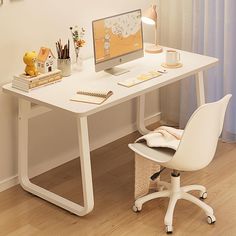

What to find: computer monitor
left=92, top=9, right=144, bottom=75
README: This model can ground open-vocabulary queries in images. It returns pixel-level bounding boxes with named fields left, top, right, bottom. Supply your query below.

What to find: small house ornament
left=37, top=47, right=55, bottom=73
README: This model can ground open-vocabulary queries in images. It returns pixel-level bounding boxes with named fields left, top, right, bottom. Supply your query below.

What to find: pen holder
left=57, top=58, right=71, bottom=77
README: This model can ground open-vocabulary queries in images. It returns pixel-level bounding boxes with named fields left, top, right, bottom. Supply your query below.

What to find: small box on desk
left=12, top=69, right=62, bottom=92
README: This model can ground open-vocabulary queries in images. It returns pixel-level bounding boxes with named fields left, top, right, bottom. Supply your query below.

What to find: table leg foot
left=18, top=99, right=94, bottom=216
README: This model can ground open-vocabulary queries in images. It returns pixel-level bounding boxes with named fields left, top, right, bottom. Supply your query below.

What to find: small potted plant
left=70, top=26, right=85, bottom=71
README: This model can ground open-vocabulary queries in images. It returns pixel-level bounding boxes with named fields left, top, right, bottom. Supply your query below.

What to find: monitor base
left=105, top=67, right=129, bottom=76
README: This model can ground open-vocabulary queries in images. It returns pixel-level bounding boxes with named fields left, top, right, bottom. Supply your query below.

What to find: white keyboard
left=118, top=69, right=166, bottom=88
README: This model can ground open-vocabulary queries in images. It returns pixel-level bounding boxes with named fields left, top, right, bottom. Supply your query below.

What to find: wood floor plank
left=0, top=128, right=236, bottom=236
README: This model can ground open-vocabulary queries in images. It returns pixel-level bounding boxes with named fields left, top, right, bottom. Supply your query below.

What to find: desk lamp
left=142, top=5, right=163, bottom=53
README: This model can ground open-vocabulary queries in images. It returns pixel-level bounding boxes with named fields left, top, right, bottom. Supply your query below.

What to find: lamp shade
left=141, top=5, right=157, bottom=25
left=141, top=5, right=162, bottom=53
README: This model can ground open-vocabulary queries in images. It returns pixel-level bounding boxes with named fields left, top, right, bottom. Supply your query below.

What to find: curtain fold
left=222, top=0, right=236, bottom=141
left=160, top=0, right=236, bottom=142
left=159, top=0, right=193, bottom=126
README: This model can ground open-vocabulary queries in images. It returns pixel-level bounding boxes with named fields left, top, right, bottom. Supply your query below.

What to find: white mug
left=165, top=50, right=180, bottom=66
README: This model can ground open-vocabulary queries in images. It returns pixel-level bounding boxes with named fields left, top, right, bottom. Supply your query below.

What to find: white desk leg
left=18, top=98, right=94, bottom=216
left=76, top=116, right=94, bottom=213
left=195, top=71, right=206, bottom=106
left=137, top=95, right=150, bottom=135
left=18, top=99, right=31, bottom=187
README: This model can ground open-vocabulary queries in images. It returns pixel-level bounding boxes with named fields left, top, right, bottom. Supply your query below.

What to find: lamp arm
left=155, top=22, right=158, bottom=46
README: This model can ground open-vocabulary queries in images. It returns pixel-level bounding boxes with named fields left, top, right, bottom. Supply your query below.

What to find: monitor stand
left=105, top=67, right=129, bottom=76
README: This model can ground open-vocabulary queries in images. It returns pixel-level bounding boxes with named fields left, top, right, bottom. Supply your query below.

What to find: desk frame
left=17, top=71, right=205, bottom=216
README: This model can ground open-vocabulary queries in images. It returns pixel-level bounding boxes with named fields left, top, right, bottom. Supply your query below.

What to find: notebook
left=70, top=89, right=113, bottom=104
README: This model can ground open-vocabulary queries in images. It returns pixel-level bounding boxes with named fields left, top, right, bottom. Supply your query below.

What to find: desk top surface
left=2, top=47, right=218, bottom=116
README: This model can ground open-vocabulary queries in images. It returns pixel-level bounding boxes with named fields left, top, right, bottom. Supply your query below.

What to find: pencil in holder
left=57, top=58, right=71, bottom=77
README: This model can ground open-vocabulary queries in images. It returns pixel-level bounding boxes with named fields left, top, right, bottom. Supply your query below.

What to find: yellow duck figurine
left=23, top=51, right=38, bottom=76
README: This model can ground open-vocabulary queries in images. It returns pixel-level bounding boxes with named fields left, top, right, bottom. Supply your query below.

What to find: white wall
left=0, top=0, right=160, bottom=191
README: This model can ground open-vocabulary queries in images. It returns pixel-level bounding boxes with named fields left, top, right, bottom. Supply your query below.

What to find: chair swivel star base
left=132, top=171, right=215, bottom=234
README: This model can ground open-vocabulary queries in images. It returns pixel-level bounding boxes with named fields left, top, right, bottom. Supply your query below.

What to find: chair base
left=133, top=174, right=216, bottom=233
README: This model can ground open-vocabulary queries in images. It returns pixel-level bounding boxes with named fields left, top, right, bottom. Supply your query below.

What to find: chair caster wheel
left=200, top=191, right=207, bottom=199
left=132, top=205, right=141, bottom=213
left=207, top=215, right=216, bottom=224
left=165, top=225, right=173, bottom=234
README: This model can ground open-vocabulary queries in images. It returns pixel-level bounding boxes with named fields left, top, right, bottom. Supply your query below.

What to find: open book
left=70, top=89, right=113, bottom=105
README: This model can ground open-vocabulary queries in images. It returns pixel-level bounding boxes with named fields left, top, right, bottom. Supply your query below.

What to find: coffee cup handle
left=178, top=52, right=180, bottom=62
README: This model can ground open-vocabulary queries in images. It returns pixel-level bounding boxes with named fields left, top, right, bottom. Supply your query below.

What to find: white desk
left=2, top=47, right=218, bottom=216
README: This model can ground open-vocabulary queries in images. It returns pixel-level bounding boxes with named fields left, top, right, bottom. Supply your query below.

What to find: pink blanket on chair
left=135, top=126, right=184, bottom=150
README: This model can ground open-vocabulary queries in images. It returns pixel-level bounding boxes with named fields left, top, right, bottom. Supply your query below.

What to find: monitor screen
left=92, top=9, right=144, bottom=75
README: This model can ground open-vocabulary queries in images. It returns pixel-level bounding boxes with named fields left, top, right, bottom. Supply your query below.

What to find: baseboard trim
left=0, top=112, right=161, bottom=192
left=0, top=175, right=18, bottom=192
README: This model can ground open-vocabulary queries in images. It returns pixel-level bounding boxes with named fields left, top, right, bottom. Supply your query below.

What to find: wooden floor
left=1, top=129, right=236, bottom=236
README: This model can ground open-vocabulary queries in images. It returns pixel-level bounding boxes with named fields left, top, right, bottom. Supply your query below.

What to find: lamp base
left=145, top=44, right=163, bottom=54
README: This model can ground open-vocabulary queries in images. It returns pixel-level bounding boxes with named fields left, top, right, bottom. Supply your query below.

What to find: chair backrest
left=168, top=94, right=232, bottom=171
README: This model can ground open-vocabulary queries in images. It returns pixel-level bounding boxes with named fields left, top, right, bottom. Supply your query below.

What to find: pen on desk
left=56, top=39, right=70, bottom=59
left=59, top=38, right=62, bottom=50
left=68, top=39, right=70, bottom=58
left=63, top=46, right=65, bottom=59
left=55, top=42, right=60, bottom=58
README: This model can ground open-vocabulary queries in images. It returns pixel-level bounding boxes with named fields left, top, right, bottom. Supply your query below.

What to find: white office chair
left=129, top=94, right=232, bottom=234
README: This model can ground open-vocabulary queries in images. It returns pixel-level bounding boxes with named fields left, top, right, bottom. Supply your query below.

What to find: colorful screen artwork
left=93, top=10, right=143, bottom=64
